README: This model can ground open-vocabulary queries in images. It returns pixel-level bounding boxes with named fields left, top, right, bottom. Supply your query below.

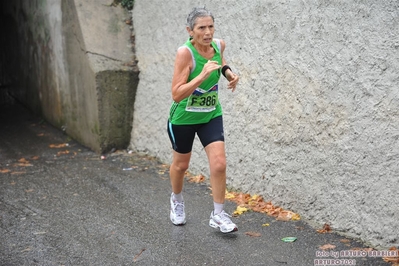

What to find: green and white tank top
left=169, top=38, right=223, bottom=125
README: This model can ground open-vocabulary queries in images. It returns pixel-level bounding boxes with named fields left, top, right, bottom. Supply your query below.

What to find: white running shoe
left=209, top=210, right=238, bottom=233
left=170, top=194, right=186, bottom=225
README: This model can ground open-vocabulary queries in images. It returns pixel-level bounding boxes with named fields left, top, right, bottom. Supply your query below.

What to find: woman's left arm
left=220, top=39, right=239, bottom=92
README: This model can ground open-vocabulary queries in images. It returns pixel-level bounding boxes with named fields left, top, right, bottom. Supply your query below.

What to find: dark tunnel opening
left=0, top=1, right=37, bottom=123
left=0, top=5, right=19, bottom=106
left=0, top=1, right=139, bottom=154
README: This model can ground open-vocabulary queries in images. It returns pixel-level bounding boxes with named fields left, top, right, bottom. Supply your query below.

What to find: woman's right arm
left=171, top=48, right=221, bottom=103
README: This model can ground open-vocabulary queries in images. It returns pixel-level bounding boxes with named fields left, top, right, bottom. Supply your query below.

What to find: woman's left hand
left=227, top=72, right=239, bottom=92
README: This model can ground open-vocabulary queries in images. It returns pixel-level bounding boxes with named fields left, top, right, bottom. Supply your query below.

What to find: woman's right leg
left=169, top=151, right=191, bottom=225
left=170, top=151, right=191, bottom=194
left=167, top=121, right=195, bottom=225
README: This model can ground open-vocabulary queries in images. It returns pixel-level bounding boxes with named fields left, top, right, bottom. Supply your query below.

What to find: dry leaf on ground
left=57, top=150, right=70, bottom=156
left=319, top=244, right=336, bottom=250
left=233, top=206, right=249, bottom=216
left=225, top=190, right=300, bottom=221
left=49, top=143, right=67, bottom=148
left=245, top=231, right=261, bottom=237
left=187, top=174, right=205, bottom=183
left=317, top=223, right=332, bottom=233
left=11, top=171, right=26, bottom=175
left=18, top=158, right=29, bottom=163
left=383, top=247, right=399, bottom=264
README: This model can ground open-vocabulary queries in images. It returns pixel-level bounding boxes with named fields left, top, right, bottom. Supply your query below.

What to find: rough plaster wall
left=131, top=0, right=399, bottom=248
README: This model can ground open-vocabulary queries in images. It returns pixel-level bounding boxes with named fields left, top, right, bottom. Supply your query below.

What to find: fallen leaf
left=340, top=239, right=351, bottom=243
left=224, top=190, right=300, bottom=221
left=281, top=237, right=297, bottom=242
left=14, top=163, right=33, bottom=167
left=133, top=248, right=146, bottom=262
left=0, top=169, right=11, bottom=174
left=57, top=150, right=70, bottom=156
left=383, top=247, right=399, bottom=263
left=18, top=158, right=29, bottom=163
left=225, top=191, right=236, bottom=200
left=187, top=174, right=205, bottom=183
left=233, top=206, right=249, bottom=216
left=319, top=244, right=336, bottom=250
left=21, top=247, right=32, bottom=252
left=49, top=143, right=67, bottom=148
left=11, top=171, right=26, bottom=175
left=15, top=158, right=32, bottom=167
left=291, top=213, right=301, bottom=221
left=262, top=223, right=270, bottom=227
left=277, top=210, right=294, bottom=221
left=383, top=257, right=399, bottom=263
left=317, top=223, right=332, bottom=233
left=245, top=231, right=261, bottom=237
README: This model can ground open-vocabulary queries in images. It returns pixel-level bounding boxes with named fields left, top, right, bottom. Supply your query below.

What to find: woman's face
left=187, top=16, right=215, bottom=46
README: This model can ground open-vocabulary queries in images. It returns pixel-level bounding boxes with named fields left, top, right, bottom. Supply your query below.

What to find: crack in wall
left=86, top=51, right=122, bottom=62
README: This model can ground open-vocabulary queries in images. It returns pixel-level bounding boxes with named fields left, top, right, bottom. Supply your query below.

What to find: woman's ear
left=186, top=26, right=193, bottom=36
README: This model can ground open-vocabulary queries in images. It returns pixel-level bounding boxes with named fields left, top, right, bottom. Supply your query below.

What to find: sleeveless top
left=168, top=38, right=223, bottom=125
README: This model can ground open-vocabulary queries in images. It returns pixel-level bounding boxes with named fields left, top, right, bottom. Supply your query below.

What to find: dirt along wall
left=0, top=0, right=138, bottom=153
left=130, top=0, right=399, bottom=248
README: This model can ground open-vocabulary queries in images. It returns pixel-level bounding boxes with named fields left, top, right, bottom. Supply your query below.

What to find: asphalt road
left=0, top=104, right=392, bottom=266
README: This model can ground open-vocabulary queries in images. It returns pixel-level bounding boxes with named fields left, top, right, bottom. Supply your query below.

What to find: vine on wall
left=120, top=0, right=134, bottom=10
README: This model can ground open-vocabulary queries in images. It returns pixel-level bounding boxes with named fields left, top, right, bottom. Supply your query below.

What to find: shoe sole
left=209, top=220, right=238, bottom=233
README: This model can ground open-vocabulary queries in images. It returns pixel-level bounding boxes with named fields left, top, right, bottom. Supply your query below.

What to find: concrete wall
left=131, top=0, right=399, bottom=248
left=0, top=0, right=138, bottom=153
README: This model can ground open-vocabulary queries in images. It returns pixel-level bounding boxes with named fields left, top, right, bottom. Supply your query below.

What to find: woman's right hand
left=200, top=60, right=221, bottom=79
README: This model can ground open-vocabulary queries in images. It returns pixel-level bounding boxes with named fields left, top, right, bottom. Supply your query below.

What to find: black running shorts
left=167, top=116, right=224, bottom=154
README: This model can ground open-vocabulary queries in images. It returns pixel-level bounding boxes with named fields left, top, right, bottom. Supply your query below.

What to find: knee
left=171, top=161, right=189, bottom=174
left=211, top=157, right=226, bottom=174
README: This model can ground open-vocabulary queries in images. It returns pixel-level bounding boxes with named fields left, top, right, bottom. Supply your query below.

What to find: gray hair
left=186, top=7, right=214, bottom=30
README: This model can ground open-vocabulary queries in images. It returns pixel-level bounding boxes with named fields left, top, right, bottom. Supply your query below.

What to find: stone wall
left=131, top=0, right=399, bottom=248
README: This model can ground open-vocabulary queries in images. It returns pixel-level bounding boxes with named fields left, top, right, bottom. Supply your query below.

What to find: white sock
left=213, top=202, right=224, bottom=215
left=172, top=192, right=183, bottom=202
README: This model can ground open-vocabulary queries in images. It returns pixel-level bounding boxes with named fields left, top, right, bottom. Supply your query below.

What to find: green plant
left=121, top=0, right=134, bottom=10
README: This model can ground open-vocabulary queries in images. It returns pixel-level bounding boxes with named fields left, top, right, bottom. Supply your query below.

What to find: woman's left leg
left=205, top=141, right=237, bottom=233
left=204, top=141, right=227, bottom=204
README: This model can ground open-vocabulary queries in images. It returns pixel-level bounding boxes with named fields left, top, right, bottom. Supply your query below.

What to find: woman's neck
left=191, top=40, right=214, bottom=59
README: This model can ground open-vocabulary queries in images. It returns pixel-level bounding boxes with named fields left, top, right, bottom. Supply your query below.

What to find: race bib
left=186, top=84, right=219, bottom=112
